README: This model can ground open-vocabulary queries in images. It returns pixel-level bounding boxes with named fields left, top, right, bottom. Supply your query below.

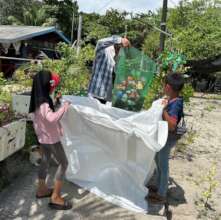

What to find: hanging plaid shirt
left=88, top=36, right=122, bottom=101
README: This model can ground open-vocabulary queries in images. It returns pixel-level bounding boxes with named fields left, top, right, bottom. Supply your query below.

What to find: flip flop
left=48, top=200, right=73, bottom=210
left=36, top=188, right=53, bottom=199
left=147, top=185, right=158, bottom=193
left=148, top=192, right=167, bottom=204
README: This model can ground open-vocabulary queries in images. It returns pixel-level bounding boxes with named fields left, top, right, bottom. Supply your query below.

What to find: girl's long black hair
left=29, top=70, right=55, bottom=113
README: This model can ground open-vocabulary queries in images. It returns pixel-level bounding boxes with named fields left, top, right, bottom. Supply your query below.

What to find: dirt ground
left=0, top=92, right=221, bottom=220
left=166, top=93, right=221, bottom=220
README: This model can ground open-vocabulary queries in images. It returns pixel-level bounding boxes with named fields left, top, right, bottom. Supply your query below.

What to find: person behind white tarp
left=88, top=36, right=130, bottom=104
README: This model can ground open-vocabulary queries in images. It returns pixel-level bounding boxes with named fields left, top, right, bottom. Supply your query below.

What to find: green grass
left=204, top=105, right=216, bottom=112
left=173, top=130, right=198, bottom=157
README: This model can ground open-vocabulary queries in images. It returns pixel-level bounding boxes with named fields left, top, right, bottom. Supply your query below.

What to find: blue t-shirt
left=166, top=97, right=184, bottom=124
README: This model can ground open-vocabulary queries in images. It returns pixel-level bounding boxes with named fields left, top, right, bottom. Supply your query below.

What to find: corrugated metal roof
left=0, top=25, right=70, bottom=44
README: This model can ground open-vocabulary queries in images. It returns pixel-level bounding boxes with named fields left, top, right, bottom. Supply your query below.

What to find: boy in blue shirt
left=148, top=72, right=184, bottom=204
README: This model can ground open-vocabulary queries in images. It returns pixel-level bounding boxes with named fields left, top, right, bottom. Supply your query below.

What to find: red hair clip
left=50, top=73, right=60, bottom=92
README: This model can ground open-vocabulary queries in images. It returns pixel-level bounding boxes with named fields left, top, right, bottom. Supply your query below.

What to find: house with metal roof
left=0, top=25, right=70, bottom=77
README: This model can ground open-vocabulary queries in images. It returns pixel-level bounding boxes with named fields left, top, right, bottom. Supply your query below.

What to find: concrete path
left=0, top=167, right=166, bottom=220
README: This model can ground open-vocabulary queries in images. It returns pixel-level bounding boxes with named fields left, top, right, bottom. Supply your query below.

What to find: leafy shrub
left=13, top=68, right=33, bottom=89
left=194, top=163, right=219, bottom=219
left=21, top=43, right=92, bottom=96
left=143, top=72, right=164, bottom=109
left=0, top=72, right=7, bottom=86
left=0, top=104, right=14, bottom=127
left=43, top=44, right=90, bottom=95
left=143, top=50, right=193, bottom=109
left=181, top=84, right=194, bottom=102
left=0, top=89, right=14, bottom=126
left=23, top=122, right=38, bottom=150
left=142, top=31, right=160, bottom=58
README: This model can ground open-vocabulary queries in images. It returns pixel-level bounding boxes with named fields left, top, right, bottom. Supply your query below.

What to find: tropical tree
left=7, top=2, right=56, bottom=26
left=0, top=0, right=31, bottom=24
left=82, top=13, right=110, bottom=43
left=99, top=9, right=127, bottom=35
left=127, top=12, right=160, bottom=48
left=167, top=0, right=221, bottom=59
left=43, top=0, right=79, bottom=38
left=142, top=31, right=160, bottom=58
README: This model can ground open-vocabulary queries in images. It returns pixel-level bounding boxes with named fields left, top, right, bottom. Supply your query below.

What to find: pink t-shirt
left=33, top=103, right=69, bottom=144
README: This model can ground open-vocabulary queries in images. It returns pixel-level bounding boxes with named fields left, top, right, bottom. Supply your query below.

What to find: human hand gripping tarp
left=60, top=96, right=168, bottom=213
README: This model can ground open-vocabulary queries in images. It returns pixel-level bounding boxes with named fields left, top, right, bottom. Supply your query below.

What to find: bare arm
left=163, top=110, right=177, bottom=132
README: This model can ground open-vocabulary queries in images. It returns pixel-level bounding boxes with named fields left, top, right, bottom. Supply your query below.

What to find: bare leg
left=50, top=142, right=68, bottom=205
left=37, top=146, right=52, bottom=197
left=51, top=180, right=65, bottom=205
left=37, top=179, right=52, bottom=197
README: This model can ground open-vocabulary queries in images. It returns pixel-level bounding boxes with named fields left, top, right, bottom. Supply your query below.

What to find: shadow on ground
left=0, top=166, right=141, bottom=220
left=167, top=177, right=187, bottom=207
left=146, top=176, right=186, bottom=220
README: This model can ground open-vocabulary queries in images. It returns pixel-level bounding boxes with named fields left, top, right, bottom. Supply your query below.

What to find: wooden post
left=71, top=10, right=75, bottom=44
left=0, top=56, right=2, bottom=72
left=124, top=25, right=128, bottom=38
left=76, top=15, right=82, bottom=56
left=159, top=0, right=168, bottom=51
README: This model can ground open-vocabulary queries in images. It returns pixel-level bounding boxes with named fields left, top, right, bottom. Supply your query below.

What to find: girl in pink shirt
left=29, top=70, right=72, bottom=210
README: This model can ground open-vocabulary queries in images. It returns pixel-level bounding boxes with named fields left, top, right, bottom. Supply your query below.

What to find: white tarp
left=61, top=96, right=168, bottom=213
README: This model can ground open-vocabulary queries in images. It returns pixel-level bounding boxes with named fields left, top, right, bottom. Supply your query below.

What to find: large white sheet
left=61, top=96, right=168, bottom=213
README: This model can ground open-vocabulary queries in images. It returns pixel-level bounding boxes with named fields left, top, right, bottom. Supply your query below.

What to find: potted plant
left=12, top=91, right=31, bottom=115
left=8, top=68, right=32, bottom=115
left=0, top=88, right=26, bottom=161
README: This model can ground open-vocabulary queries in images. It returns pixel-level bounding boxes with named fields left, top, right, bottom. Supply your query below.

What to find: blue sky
left=77, top=0, right=181, bottom=14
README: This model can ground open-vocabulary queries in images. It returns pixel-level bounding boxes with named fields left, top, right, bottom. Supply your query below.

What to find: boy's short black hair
left=165, top=73, right=184, bottom=92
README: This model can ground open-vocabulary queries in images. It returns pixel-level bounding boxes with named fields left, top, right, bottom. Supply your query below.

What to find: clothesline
left=0, top=56, right=41, bottom=62
left=134, top=18, right=173, bottom=37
